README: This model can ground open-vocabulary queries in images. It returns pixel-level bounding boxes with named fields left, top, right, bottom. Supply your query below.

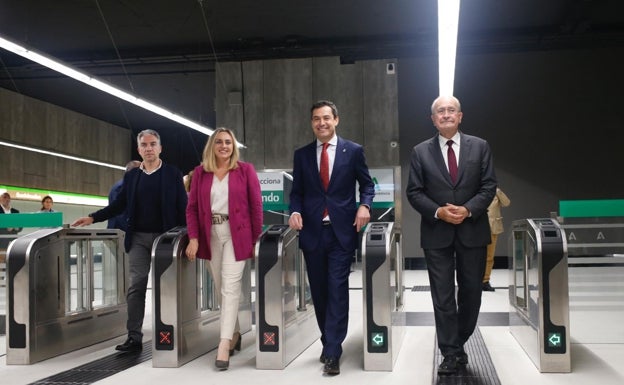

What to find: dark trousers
left=126, top=232, right=160, bottom=341
left=302, top=225, right=353, bottom=359
left=424, top=239, right=486, bottom=357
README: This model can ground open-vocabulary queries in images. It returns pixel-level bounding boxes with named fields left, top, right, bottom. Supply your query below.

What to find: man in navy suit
left=289, top=100, right=375, bottom=376
left=73, top=129, right=187, bottom=352
left=406, top=95, right=497, bottom=375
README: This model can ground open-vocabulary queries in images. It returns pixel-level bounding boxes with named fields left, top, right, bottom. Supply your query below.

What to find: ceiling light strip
left=0, top=35, right=247, bottom=146
left=0, top=140, right=125, bottom=170
left=438, top=0, right=461, bottom=96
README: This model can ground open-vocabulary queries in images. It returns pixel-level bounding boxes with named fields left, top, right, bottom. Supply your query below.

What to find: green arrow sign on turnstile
left=370, top=332, right=385, bottom=347
left=547, top=333, right=562, bottom=347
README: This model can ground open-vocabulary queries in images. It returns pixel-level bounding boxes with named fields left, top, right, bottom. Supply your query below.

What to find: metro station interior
left=1, top=1, right=623, bottom=384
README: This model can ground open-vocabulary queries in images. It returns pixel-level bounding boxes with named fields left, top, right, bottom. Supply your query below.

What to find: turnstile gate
left=6, top=227, right=128, bottom=364
left=509, top=218, right=571, bottom=372
left=362, top=222, right=405, bottom=371
left=151, top=227, right=252, bottom=367
left=255, top=224, right=319, bottom=369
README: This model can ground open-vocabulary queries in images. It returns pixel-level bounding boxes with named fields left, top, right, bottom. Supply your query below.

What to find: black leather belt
left=322, top=221, right=331, bottom=226
left=212, top=213, right=229, bottom=225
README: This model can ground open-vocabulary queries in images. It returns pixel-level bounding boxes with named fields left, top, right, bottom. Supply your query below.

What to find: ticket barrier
left=6, top=227, right=128, bottom=364
left=151, top=227, right=252, bottom=367
left=255, top=224, right=319, bottom=369
left=362, top=222, right=405, bottom=371
left=509, top=218, right=571, bottom=372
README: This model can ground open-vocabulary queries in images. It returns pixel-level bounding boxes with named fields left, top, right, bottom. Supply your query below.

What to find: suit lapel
left=328, top=137, right=347, bottom=191
left=306, top=141, right=324, bottom=190
left=428, top=136, right=452, bottom=184
left=456, top=133, right=470, bottom=183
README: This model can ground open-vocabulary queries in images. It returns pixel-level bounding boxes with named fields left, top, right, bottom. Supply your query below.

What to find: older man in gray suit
left=406, top=95, right=497, bottom=375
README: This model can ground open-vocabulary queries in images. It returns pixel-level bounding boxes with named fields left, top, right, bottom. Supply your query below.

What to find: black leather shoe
left=323, top=357, right=340, bottom=375
left=319, top=353, right=327, bottom=364
left=482, top=281, right=495, bottom=291
left=457, top=352, right=468, bottom=366
left=438, top=355, right=458, bottom=375
left=115, top=337, right=142, bottom=352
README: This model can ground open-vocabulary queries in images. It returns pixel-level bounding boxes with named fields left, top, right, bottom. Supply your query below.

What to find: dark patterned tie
left=447, top=140, right=458, bottom=183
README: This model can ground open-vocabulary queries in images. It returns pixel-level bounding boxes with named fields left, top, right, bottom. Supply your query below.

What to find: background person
left=107, top=160, right=141, bottom=231
left=183, top=169, right=194, bottom=193
left=0, top=192, right=21, bottom=250
left=482, top=187, right=511, bottom=291
left=72, top=129, right=187, bottom=352
left=185, top=128, right=263, bottom=371
left=406, top=95, right=497, bottom=375
left=288, top=100, right=375, bottom=376
left=39, top=195, right=54, bottom=212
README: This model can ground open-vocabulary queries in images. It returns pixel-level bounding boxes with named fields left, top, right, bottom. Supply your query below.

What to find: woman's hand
left=186, top=238, right=198, bottom=261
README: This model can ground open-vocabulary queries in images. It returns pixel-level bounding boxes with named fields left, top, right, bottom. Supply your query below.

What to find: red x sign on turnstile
left=159, top=331, right=172, bottom=345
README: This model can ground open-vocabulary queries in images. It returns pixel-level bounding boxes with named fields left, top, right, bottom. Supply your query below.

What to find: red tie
left=447, top=140, right=458, bottom=183
left=320, top=143, right=329, bottom=217
left=320, top=142, right=330, bottom=190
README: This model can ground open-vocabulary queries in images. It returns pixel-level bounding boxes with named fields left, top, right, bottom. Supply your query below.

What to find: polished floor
left=1, top=266, right=623, bottom=385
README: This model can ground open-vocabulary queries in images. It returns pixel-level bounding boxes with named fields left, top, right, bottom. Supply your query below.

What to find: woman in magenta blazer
left=185, top=128, right=263, bottom=370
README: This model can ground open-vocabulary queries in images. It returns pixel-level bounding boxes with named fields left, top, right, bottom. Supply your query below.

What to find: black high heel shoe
left=215, top=344, right=230, bottom=371
left=229, top=332, right=241, bottom=356
left=215, top=357, right=229, bottom=371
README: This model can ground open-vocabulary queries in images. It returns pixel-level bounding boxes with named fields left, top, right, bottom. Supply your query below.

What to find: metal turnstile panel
left=509, top=218, right=571, bottom=372
left=151, top=227, right=252, bottom=367
left=255, top=224, right=319, bottom=369
left=6, top=227, right=127, bottom=365
left=362, top=222, right=404, bottom=371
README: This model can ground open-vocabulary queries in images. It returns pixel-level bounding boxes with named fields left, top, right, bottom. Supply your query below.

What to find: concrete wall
left=215, top=57, right=400, bottom=169
left=0, top=88, right=130, bottom=196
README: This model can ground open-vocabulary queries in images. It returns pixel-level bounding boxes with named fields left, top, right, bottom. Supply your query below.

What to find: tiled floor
left=1, top=267, right=623, bottom=385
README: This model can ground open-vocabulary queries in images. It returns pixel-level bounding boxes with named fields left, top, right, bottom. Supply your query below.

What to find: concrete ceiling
left=1, top=0, right=622, bottom=169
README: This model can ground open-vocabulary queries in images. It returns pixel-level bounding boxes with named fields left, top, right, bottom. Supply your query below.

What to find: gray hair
left=431, top=96, right=462, bottom=114
left=137, top=129, right=161, bottom=145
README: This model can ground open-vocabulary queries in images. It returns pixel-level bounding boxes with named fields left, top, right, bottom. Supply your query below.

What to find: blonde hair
left=183, top=170, right=193, bottom=193
left=201, top=127, right=240, bottom=172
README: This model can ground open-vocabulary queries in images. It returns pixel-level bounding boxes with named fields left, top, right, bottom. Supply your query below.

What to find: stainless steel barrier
left=554, top=215, right=624, bottom=262
left=6, top=227, right=128, bottom=364
left=509, top=218, right=571, bottom=372
left=255, top=224, right=319, bottom=369
left=151, top=227, right=252, bottom=367
left=362, top=222, right=404, bottom=371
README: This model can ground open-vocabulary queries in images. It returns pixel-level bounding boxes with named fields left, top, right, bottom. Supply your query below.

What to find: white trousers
left=209, top=222, right=246, bottom=339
